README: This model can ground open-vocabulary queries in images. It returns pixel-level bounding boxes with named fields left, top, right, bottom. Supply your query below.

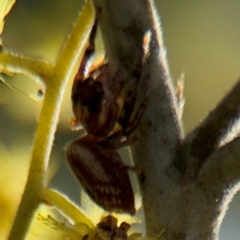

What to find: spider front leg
left=104, top=38, right=150, bottom=148
left=117, top=31, right=150, bottom=133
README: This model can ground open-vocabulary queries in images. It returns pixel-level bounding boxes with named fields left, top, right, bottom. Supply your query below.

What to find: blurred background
left=1, top=0, right=240, bottom=239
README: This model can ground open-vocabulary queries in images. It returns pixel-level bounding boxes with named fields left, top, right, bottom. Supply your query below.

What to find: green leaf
left=0, top=0, right=16, bottom=39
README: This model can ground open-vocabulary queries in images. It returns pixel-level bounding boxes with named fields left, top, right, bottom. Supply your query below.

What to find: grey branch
left=92, top=0, right=240, bottom=239
left=177, top=79, right=240, bottom=176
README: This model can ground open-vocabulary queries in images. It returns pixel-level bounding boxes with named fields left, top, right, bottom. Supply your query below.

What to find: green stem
left=8, top=1, right=94, bottom=239
left=0, top=53, right=53, bottom=83
left=41, top=188, right=94, bottom=229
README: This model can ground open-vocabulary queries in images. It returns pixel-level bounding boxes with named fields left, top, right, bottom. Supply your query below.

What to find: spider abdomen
left=66, top=135, right=136, bottom=215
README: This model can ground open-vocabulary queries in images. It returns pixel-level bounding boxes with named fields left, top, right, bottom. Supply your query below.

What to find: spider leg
left=101, top=35, right=150, bottom=148
left=100, top=34, right=150, bottom=149
left=71, top=9, right=103, bottom=129
left=73, top=9, right=101, bottom=86
left=118, top=62, right=144, bottom=130
left=118, top=32, right=150, bottom=130
left=88, top=61, right=108, bottom=80
left=101, top=88, right=149, bottom=149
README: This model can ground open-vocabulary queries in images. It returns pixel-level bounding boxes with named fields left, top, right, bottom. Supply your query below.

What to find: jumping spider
left=66, top=10, right=149, bottom=215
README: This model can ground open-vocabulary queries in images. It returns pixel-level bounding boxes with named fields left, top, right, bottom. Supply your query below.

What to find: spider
left=66, top=10, right=149, bottom=215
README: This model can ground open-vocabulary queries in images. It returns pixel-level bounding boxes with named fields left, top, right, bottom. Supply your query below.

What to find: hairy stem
left=0, top=53, right=53, bottom=83
left=8, top=2, right=94, bottom=239
left=41, top=188, right=94, bottom=228
left=174, top=78, right=240, bottom=178
left=92, top=0, right=182, bottom=236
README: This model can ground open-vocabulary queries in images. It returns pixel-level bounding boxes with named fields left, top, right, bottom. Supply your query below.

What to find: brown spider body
left=67, top=135, right=135, bottom=214
left=66, top=10, right=149, bottom=215
left=71, top=64, right=122, bottom=137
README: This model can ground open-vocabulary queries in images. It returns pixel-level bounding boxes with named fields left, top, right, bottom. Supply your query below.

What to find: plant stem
left=41, top=188, right=94, bottom=229
left=8, top=1, right=94, bottom=239
left=0, top=53, right=53, bottom=83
